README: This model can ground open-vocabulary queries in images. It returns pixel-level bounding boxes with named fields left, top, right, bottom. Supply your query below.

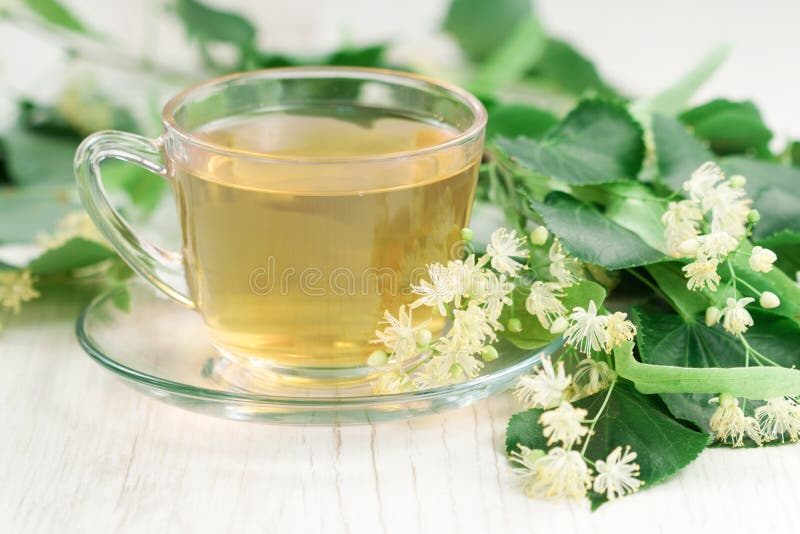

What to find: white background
left=2, top=1, right=800, bottom=533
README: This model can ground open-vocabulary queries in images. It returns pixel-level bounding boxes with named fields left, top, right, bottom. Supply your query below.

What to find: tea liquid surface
left=172, top=107, right=478, bottom=370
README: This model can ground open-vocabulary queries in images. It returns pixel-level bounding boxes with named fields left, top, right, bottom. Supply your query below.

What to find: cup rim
left=161, top=66, right=487, bottom=164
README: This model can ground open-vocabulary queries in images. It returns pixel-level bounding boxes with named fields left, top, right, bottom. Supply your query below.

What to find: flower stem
left=626, top=269, right=690, bottom=321
left=580, top=381, right=616, bottom=456
left=733, top=276, right=761, bottom=297
left=738, top=333, right=782, bottom=367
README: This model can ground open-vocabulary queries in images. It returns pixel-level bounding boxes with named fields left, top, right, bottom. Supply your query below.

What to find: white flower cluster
left=661, top=162, right=781, bottom=336
left=0, top=270, right=40, bottom=330
left=662, top=162, right=777, bottom=289
left=709, top=393, right=800, bottom=447
left=369, top=227, right=526, bottom=394
left=522, top=233, right=635, bottom=356
left=37, top=211, right=105, bottom=249
left=510, top=356, right=642, bottom=501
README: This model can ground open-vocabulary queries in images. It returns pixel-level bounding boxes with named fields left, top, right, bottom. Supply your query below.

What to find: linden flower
left=721, top=297, right=754, bottom=335
left=470, top=271, right=514, bottom=330
left=0, top=270, right=40, bottom=313
left=696, top=232, right=739, bottom=261
left=749, top=246, right=777, bottom=273
left=572, top=358, right=616, bottom=397
left=593, top=446, right=643, bottom=500
left=412, top=263, right=458, bottom=316
left=682, top=259, right=720, bottom=291
left=486, top=228, right=529, bottom=276
left=683, top=161, right=725, bottom=203
left=604, top=311, right=636, bottom=351
left=434, top=334, right=484, bottom=379
left=549, top=241, right=578, bottom=287
left=373, top=368, right=415, bottom=395
left=549, top=316, right=569, bottom=334
left=709, top=393, right=762, bottom=447
left=451, top=303, right=495, bottom=348
left=662, top=200, right=703, bottom=258
left=509, top=445, right=545, bottom=495
left=525, top=281, right=567, bottom=329
left=371, top=305, right=430, bottom=362
left=563, top=300, right=608, bottom=355
left=37, top=211, right=105, bottom=249
left=755, top=397, right=800, bottom=443
left=448, top=254, right=490, bottom=300
left=411, top=356, right=453, bottom=390
left=707, top=183, right=752, bottom=238
left=538, top=401, right=589, bottom=447
left=512, top=355, right=571, bottom=409
left=513, top=447, right=592, bottom=500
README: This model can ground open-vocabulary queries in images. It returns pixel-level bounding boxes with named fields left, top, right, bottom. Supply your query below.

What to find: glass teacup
left=75, top=67, right=486, bottom=384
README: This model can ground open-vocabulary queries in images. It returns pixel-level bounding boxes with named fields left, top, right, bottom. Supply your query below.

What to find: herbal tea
left=171, top=108, right=478, bottom=372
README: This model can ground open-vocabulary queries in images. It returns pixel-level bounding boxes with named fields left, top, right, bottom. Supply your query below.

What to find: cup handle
left=74, top=130, right=194, bottom=308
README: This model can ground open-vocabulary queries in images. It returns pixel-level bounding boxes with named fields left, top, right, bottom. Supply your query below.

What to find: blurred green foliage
left=1, top=0, right=799, bottom=287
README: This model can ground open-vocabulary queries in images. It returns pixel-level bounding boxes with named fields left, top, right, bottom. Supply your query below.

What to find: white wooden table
left=3, top=0, right=800, bottom=531
left=2, top=286, right=800, bottom=533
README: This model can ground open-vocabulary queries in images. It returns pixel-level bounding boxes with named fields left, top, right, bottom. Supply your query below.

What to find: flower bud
left=415, top=328, right=433, bottom=346
left=747, top=209, right=761, bottom=223
left=517, top=447, right=546, bottom=464
left=367, top=349, right=388, bottom=367
left=729, top=174, right=747, bottom=188
left=507, top=317, right=523, bottom=333
left=549, top=316, right=569, bottom=334
left=705, top=306, right=722, bottom=327
left=760, top=291, right=780, bottom=309
left=717, top=392, right=738, bottom=408
left=481, top=345, right=499, bottom=362
left=460, top=227, right=474, bottom=242
left=677, top=238, right=699, bottom=257
left=529, top=226, right=549, bottom=246
left=748, top=246, right=777, bottom=273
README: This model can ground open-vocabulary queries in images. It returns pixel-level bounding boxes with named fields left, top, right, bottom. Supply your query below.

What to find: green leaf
left=443, top=0, right=532, bottom=61
left=102, top=160, right=167, bottom=214
left=485, top=104, right=558, bottom=141
left=0, top=185, right=82, bottom=243
left=651, top=114, right=713, bottom=191
left=680, top=99, right=772, bottom=157
left=530, top=191, right=666, bottom=269
left=645, top=262, right=710, bottom=319
left=789, top=141, right=800, bottom=167
left=324, top=45, right=387, bottom=68
left=602, top=182, right=668, bottom=252
left=110, top=284, right=132, bottom=313
left=722, top=157, right=800, bottom=240
left=505, top=382, right=709, bottom=508
left=633, top=307, right=800, bottom=434
left=505, top=409, right=547, bottom=457
left=174, top=0, right=256, bottom=50
left=2, top=122, right=79, bottom=186
left=27, top=237, right=116, bottom=276
left=501, top=280, right=606, bottom=349
left=528, top=38, right=617, bottom=97
left=497, top=100, right=645, bottom=185
left=470, top=17, right=547, bottom=95
left=23, top=0, right=87, bottom=33
left=723, top=240, right=800, bottom=323
left=635, top=44, right=729, bottom=116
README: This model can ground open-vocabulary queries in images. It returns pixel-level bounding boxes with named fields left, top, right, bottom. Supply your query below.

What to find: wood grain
left=2, top=290, right=800, bottom=533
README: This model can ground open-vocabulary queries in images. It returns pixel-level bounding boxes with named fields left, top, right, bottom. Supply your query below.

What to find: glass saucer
left=76, top=280, right=561, bottom=425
